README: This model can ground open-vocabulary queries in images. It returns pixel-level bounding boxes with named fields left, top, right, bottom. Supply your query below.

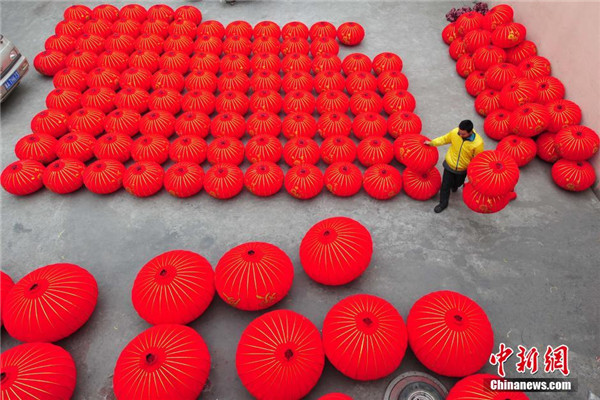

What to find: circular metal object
left=384, top=371, right=448, bottom=400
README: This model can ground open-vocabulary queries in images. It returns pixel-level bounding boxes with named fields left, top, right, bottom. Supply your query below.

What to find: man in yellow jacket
left=425, top=120, right=484, bottom=213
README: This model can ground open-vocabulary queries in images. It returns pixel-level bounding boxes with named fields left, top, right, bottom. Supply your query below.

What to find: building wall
left=495, top=0, right=600, bottom=194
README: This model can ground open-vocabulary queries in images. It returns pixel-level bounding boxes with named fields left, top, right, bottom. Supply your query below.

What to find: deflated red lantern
left=407, top=290, right=494, bottom=377
left=285, top=164, right=324, bottom=199
left=388, top=111, right=422, bottom=137
left=244, top=161, right=284, bottom=197
left=546, top=99, right=582, bottom=133
left=300, top=216, right=372, bottom=285
left=0, top=343, right=77, bottom=400
left=123, top=161, right=165, bottom=197
left=402, top=167, right=442, bottom=201
left=131, top=134, right=170, bottom=164
left=357, top=137, right=394, bottom=167
left=509, top=103, right=550, bottom=137
left=363, top=164, right=402, bottom=200
left=216, top=242, right=293, bottom=310
left=497, top=135, right=537, bottom=167
left=467, top=150, right=520, bottom=196
left=323, top=294, right=408, bottom=380
left=169, top=136, right=207, bottom=164
left=555, top=125, right=599, bottom=161
left=1, top=160, right=45, bottom=196
left=207, top=137, right=244, bottom=165
left=114, top=324, right=211, bottom=400
left=317, top=111, right=352, bottom=138
left=283, top=137, right=320, bottom=166
left=484, top=109, right=512, bottom=141
left=324, top=162, right=363, bottom=197
left=132, top=250, right=215, bottom=325
left=536, top=132, right=560, bottom=163
left=237, top=310, right=324, bottom=400
left=83, top=159, right=125, bottom=194
left=164, top=162, right=205, bottom=198
left=94, top=133, right=133, bottom=163
left=394, top=134, right=439, bottom=172
left=43, top=158, right=85, bottom=194
left=337, top=22, right=365, bottom=46
left=447, top=374, right=530, bottom=400
left=551, top=159, right=596, bottom=192
left=204, top=163, right=244, bottom=199
left=15, top=133, right=58, bottom=164
left=4, top=263, right=97, bottom=342
left=282, top=112, right=317, bottom=139
left=463, top=182, right=511, bottom=213
left=31, top=109, right=69, bottom=138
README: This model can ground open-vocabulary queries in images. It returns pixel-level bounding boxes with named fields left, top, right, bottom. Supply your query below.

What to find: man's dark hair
left=459, top=120, right=474, bottom=132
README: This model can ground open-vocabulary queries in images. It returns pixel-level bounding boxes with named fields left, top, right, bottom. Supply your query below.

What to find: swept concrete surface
left=1, top=1, right=599, bottom=399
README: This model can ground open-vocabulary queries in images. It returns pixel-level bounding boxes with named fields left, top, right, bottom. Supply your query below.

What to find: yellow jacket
left=430, top=128, right=485, bottom=172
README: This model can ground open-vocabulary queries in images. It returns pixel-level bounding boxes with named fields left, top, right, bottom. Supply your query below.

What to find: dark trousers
left=439, top=168, right=466, bottom=207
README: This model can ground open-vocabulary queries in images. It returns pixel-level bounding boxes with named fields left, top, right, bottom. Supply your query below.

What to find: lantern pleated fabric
left=447, top=374, right=530, bottom=400
left=244, top=161, right=284, bottom=197
left=204, top=163, right=244, bottom=199
left=164, top=162, right=205, bottom=198
left=402, top=167, right=441, bottom=201
left=236, top=309, right=325, bottom=400
left=363, top=164, right=402, bottom=200
left=551, top=159, right=596, bottom=192
left=324, top=162, right=363, bottom=197
left=1, top=271, right=15, bottom=326
left=285, top=164, right=324, bottom=199
left=1, top=160, right=45, bottom=196
left=319, top=394, right=354, bottom=400
left=322, top=294, right=408, bottom=381
left=43, top=158, right=86, bottom=194
left=132, top=250, right=215, bottom=325
left=467, top=150, right=520, bottom=197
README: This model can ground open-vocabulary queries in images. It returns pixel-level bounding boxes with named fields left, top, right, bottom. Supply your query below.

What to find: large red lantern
left=1, top=160, right=45, bottom=196
left=4, top=263, right=97, bottom=342
left=496, top=135, right=537, bottom=167
left=481, top=4, right=514, bottom=31
left=448, top=36, right=467, bottom=61
left=282, top=21, right=309, bottom=40
left=555, top=125, right=599, bottom=161
left=394, top=134, right=439, bottom=171
left=83, top=159, right=125, bottom=194
left=342, top=53, right=372, bottom=75
left=536, top=132, right=560, bottom=163
left=218, top=71, right=250, bottom=93
left=254, top=20, right=281, bottom=39
left=353, top=112, right=387, bottom=140
left=407, top=290, right=494, bottom=377
left=285, top=164, right=324, bottom=199
left=300, top=216, right=372, bottom=285
left=164, top=162, right=205, bottom=198
left=518, top=55, right=551, bottom=80
left=337, top=22, right=365, bottom=46
left=204, top=163, right=245, bottom=199
left=456, top=11, right=483, bottom=36
left=383, top=89, right=415, bottom=114
left=447, top=374, right=530, bottom=400
left=484, top=108, right=511, bottom=141
left=372, top=52, right=403, bottom=75
left=0, top=343, right=77, bottom=400
left=282, top=70, right=313, bottom=93
left=220, top=54, right=252, bottom=75
left=190, top=52, right=220, bottom=73
left=114, top=324, right=211, bottom=400
left=55, top=132, right=96, bottom=162
left=65, top=50, right=98, bottom=73
left=442, top=22, right=458, bottom=45
left=98, top=49, right=130, bottom=73
left=216, top=242, right=293, bottom=310
left=363, top=164, right=402, bottom=200
left=15, top=133, right=58, bottom=164
left=169, top=135, right=207, bottom=164
left=237, top=310, right=324, bottom=400
left=120, top=4, right=148, bottom=23
left=198, top=20, right=225, bottom=39
left=465, top=70, right=487, bottom=97
left=123, top=161, right=165, bottom=197
left=310, top=37, right=339, bottom=58
left=64, top=4, right=92, bottom=21
left=207, top=136, right=244, bottom=165
left=252, top=35, right=281, bottom=55
left=283, top=137, right=320, bottom=166
left=80, top=86, right=117, bottom=114
left=147, top=4, right=174, bottom=22
left=216, top=90, right=250, bottom=115
left=281, top=37, right=310, bottom=56
left=388, top=111, right=422, bottom=137
left=31, top=109, right=69, bottom=138
left=132, top=250, right=215, bottom=325
left=310, top=21, right=337, bottom=40
left=105, top=108, right=141, bottom=136
left=245, top=134, right=282, bottom=163
left=105, top=33, right=136, bottom=55
left=509, top=103, right=549, bottom=137
left=506, top=40, right=537, bottom=65
left=473, top=44, right=506, bottom=70
left=43, top=158, right=86, bottom=194
left=142, top=18, right=169, bottom=38
left=546, top=99, right=582, bottom=133
left=463, top=182, right=511, bottom=213
left=67, top=107, right=106, bottom=136
left=94, top=133, right=133, bottom=163
left=321, top=135, right=357, bottom=164
left=152, top=68, right=185, bottom=91
left=474, top=89, right=501, bottom=117
left=282, top=112, right=317, bottom=139
left=175, top=5, right=202, bottom=25
left=114, top=18, right=143, bottom=38
left=181, top=89, right=216, bottom=114
left=169, top=19, right=197, bottom=38
left=53, top=67, right=87, bottom=91
left=499, top=78, right=538, bottom=111
left=119, top=67, right=153, bottom=91
left=350, top=90, right=383, bottom=115
left=317, top=111, right=352, bottom=138
left=247, top=111, right=281, bottom=137
left=534, top=75, right=565, bottom=104
left=175, top=111, right=210, bottom=138
left=244, top=161, right=284, bottom=197
left=226, top=20, right=253, bottom=38
left=377, top=70, right=409, bottom=93
left=402, top=167, right=441, bottom=200
left=484, top=63, right=521, bottom=91
left=223, top=35, right=252, bottom=56
left=492, top=22, right=526, bottom=48
left=464, top=29, right=492, bottom=53
left=251, top=52, right=282, bottom=73
left=324, top=162, right=363, bottom=197
left=551, top=159, right=596, bottom=192
left=75, top=33, right=104, bottom=55
left=467, top=150, right=520, bottom=196
left=55, top=19, right=84, bottom=38
left=323, top=294, right=408, bottom=380
left=131, top=134, right=170, bottom=164
left=34, top=50, right=67, bottom=76
left=358, top=137, right=394, bottom=167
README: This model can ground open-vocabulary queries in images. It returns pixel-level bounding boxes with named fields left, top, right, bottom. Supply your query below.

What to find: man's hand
left=424, top=140, right=432, bottom=146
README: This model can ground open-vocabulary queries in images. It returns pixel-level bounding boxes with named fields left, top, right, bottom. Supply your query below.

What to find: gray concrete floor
left=1, top=1, right=599, bottom=399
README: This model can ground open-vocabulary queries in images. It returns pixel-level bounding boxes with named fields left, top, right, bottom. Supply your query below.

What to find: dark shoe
left=434, top=204, right=447, bottom=213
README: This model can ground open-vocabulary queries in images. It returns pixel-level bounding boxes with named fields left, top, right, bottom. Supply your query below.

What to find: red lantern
left=175, top=111, right=210, bottom=138
left=282, top=112, right=317, bottom=139
left=210, top=112, right=246, bottom=139
left=216, top=90, right=249, bottom=115
left=316, top=90, right=348, bottom=114
left=463, top=182, right=512, bottom=213
left=313, top=53, right=342, bottom=74
left=555, top=125, right=599, bottom=161
left=245, top=134, right=282, bottom=163
left=382, top=89, right=415, bottom=115
left=536, top=132, right=560, bottom=163
left=169, top=18, right=197, bottom=38
left=220, top=53, right=252, bottom=75
left=552, top=159, right=596, bottom=192
left=321, top=135, right=357, bottom=164
left=94, top=133, right=133, bottom=163
left=363, top=164, right=402, bottom=200
left=135, top=33, right=165, bottom=54
left=358, top=137, right=394, bottom=167
left=152, top=68, right=185, bottom=91
left=251, top=52, right=281, bottom=73
left=407, top=290, right=494, bottom=377
left=482, top=4, right=514, bottom=31
left=31, top=108, right=69, bottom=138
left=87, top=67, right=120, bottom=91
left=204, top=163, right=245, bottom=199
left=300, top=216, right=372, bottom=285
left=491, top=22, right=526, bottom=48
left=337, top=22, right=365, bottom=46
left=80, top=87, right=117, bottom=114
left=226, top=20, right=253, bottom=38
left=131, top=134, right=170, bottom=164
left=55, top=131, right=96, bottom=162
left=114, top=324, right=211, bottom=400
left=119, top=4, right=148, bottom=23
left=388, top=111, right=422, bottom=137
left=442, top=22, right=458, bottom=45
left=114, top=87, right=149, bottom=114
left=190, top=52, right=220, bottom=73
left=474, top=89, right=501, bottom=117
left=403, top=167, right=441, bottom=200
left=4, top=263, right=97, bottom=342
left=472, top=45, right=506, bottom=71
left=310, top=21, right=337, bottom=40
left=132, top=250, right=214, bottom=324
left=65, top=50, right=98, bottom=73
left=223, top=35, right=252, bottom=56
left=497, top=135, right=537, bottom=167
left=34, top=50, right=67, bottom=76
left=534, top=75, right=565, bottom=104
left=147, top=4, right=174, bottom=22
left=283, top=137, right=320, bottom=166
left=216, top=242, right=293, bottom=310
left=317, top=111, right=352, bottom=138
left=0, top=271, right=14, bottom=325
left=456, top=54, right=475, bottom=78
left=353, top=112, right=386, bottom=140
left=169, top=135, right=207, bottom=164
left=119, top=67, right=153, bottom=91
left=518, top=55, right=551, bottom=80
left=252, top=35, right=281, bottom=55
left=506, top=40, right=537, bottom=65
left=175, top=5, right=202, bottom=24
left=0, top=343, right=76, bottom=399
left=198, top=20, right=225, bottom=39
left=346, top=71, right=377, bottom=95
left=139, top=110, right=176, bottom=138
left=546, top=99, right=582, bottom=133
left=53, top=68, right=87, bottom=92
left=159, top=50, right=191, bottom=74
left=140, top=17, right=169, bottom=38
left=484, top=63, right=521, bottom=91
left=84, top=18, right=113, bottom=38
left=254, top=20, right=281, bottom=38
left=98, top=50, right=130, bottom=73
left=465, top=70, right=487, bottom=97
left=244, top=161, right=284, bottom=197
left=185, top=69, right=217, bottom=92
left=324, top=162, right=362, bottom=197
left=372, top=52, right=403, bottom=75
left=448, top=37, right=467, bottom=60
left=147, top=88, right=182, bottom=114
left=281, top=37, right=310, bottom=56
left=237, top=310, right=324, bottom=399
left=1, top=160, right=45, bottom=196
left=285, top=164, right=324, bottom=199
left=114, top=18, right=143, bottom=38
left=319, top=394, right=353, bottom=400
left=464, top=29, right=492, bottom=53
left=282, top=52, right=312, bottom=73
left=75, top=33, right=106, bottom=54
left=509, top=103, right=549, bottom=137
left=206, top=136, right=244, bottom=165
left=164, top=162, right=205, bottom=198
left=499, top=78, right=538, bottom=111
left=484, top=108, right=512, bottom=141
left=194, top=34, right=222, bottom=55
left=249, top=89, right=283, bottom=113
left=315, top=70, right=345, bottom=93
left=342, top=53, right=372, bottom=75
left=310, top=37, right=339, bottom=58
left=83, top=159, right=125, bottom=194
left=448, top=374, right=530, bottom=400
left=64, top=4, right=92, bottom=22
left=45, top=34, right=76, bottom=54
left=284, top=90, right=316, bottom=114
left=247, top=111, right=281, bottom=137
left=282, top=71, right=313, bottom=93
left=182, top=89, right=216, bottom=114
left=55, top=19, right=84, bottom=38
left=250, top=70, right=279, bottom=92
left=393, top=134, right=439, bottom=171
left=323, top=294, right=407, bottom=380
left=15, top=133, right=58, bottom=164
left=456, top=11, right=483, bottom=36
left=377, top=70, right=409, bottom=93
left=105, top=33, right=136, bottom=55
left=282, top=21, right=309, bottom=40
left=123, top=161, right=164, bottom=197
left=467, top=150, right=520, bottom=196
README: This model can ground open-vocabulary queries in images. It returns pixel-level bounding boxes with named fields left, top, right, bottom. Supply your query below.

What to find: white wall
left=496, top=0, right=600, bottom=194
